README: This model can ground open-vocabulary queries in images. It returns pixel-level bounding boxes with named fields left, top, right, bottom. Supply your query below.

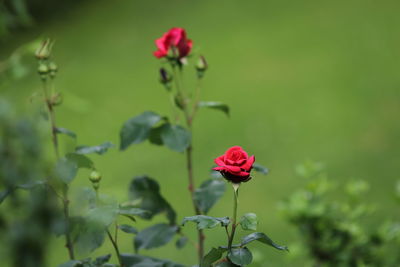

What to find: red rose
left=213, top=146, right=255, bottom=183
left=153, top=27, right=193, bottom=59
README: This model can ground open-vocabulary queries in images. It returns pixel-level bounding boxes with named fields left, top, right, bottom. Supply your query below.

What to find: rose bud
left=35, top=39, right=53, bottom=60
left=159, top=68, right=172, bottom=83
left=213, top=146, right=255, bottom=183
left=196, top=55, right=208, bottom=79
left=49, top=62, right=58, bottom=78
left=89, top=170, right=102, bottom=183
left=37, top=63, right=49, bottom=75
left=153, top=27, right=193, bottom=59
left=196, top=55, right=208, bottom=71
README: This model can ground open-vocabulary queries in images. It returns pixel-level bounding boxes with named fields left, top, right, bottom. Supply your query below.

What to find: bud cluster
left=35, top=39, right=58, bottom=81
left=89, top=170, right=102, bottom=191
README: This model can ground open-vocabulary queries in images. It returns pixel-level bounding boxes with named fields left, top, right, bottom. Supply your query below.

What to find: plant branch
left=171, top=61, right=205, bottom=262
left=41, top=75, right=75, bottom=260
left=106, top=227, right=123, bottom=267
left=228, top=184, right=239, bottom=250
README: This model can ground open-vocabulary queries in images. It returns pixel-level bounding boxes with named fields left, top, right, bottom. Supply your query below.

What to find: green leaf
left=66, top=153, right=94, bottom=169
left=201, top=247, right=228, bottom=267
left=239, top=213, right=258, bottom=231
left=182, top=215, right=230, bottom=230
left=58, top=260, right=81, bottom=267
left=120, top=254, right=185, bottom=267
left=148, top=124, right=164, bottom=145
left=129, top=176, right=176, bottom=224
left=87, top=204, right=118, bottom=227
left=55, top=157, right=78, bottom=184
left=216, top=262, right=240, bottom=267
left=70, top=216, right=106, bottom=253
left=211, top=170, right=223, bottom=179
left=228, top=247, right=253, bottom=266
left=119, top=224, right=138, bottom=234
left=93, top=254, right=112, bottom=265
left=240, top=232, right=288, bottom=251
left=75, top=141, right=114, bottom=155
left=198, top=101, right=230, bottom=117
left=118, top=207, right=151, bottom=217
left=120, top=111, right=163, bottom=150
left=55, top=127, right=77, bottom=139
left=0, top=189, right=11, bottom=204
left=134, top=223, right=178, bottom=252
left=252, top=163, right=269, bottom=175
left=17, top=180, right=46, bottom=189
left=175, top=236, right=188, bottom=249
left=194, top=179, right=226, bottom=214
left=160, top=123, right=191, bottom=152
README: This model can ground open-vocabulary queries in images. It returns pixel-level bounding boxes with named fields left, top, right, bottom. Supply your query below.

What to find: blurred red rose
left=153, top=27, right=193, bottom=59
left=213, top=146, right=255, bottom=183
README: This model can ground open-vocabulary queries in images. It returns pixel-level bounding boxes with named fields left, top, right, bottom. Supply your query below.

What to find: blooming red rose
left=153, top=27, right=193, bottom=59
left=213, top=146, right=255, bottom=183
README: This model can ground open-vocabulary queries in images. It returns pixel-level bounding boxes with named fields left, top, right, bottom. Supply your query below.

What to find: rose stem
left=40, top=72, right=75, bottom=260
left=171, top=62, right=205, bottom=262
left=95, top=185, right=123, bottom=266
left=228, top=184, right=239, bottom=250
left=106, top=227, right=123, bottom=267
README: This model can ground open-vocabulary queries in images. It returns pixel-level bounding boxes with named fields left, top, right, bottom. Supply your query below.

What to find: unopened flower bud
left=89, top=170, right=102, bottom=183
left=38, top=64, right=49, bottom=75
left=196, top=55, right=208, bottom=79
left=35, top=39, right=53, bottom=60
left=196, top=55, right=208, bottom=71
left=49, top=62, right=58, bottom=78
left=159, top=68, right=172, bottom=84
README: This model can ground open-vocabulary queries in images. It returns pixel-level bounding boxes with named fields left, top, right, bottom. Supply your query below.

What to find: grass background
left=1, top=0, right=400, bottom=265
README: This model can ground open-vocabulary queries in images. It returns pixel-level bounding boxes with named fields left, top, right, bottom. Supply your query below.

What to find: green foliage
left=159, top=123, right=191, bottom=152
left=182, top=215, right=230, bottom=230
left=201, top=247, right=228, bottom=267
left=119, top=111, right=192, bottom=153
left=175, top=236, right=188, bottom=249
left=118, top=224, right=138, bottom=234
left=194, top=178, right=226, bottom=214
left=75, top=142, right=115, bottom=155
left=0, top=100, right=58, bottom=267
left=55, top=157, right=78, bottom=184
left=128, top=175, right=176, bottom=224
left=239, top=213, right=258, bottom=231
left=120, top=111, right=164, bottom=150
left=280, top=161, right=400, bottom=266
left=134, top=223, right=178, bottom=252
left=198, top=101, right=230, bottom=117
left=55, top=127, right=77, bottom=139
left=240, top=232, right=288, bottom=251
left=65, top=153, right=94, bottom=169
left=58, top=254, right=115, bottom=267
left=227, top=247, right=253, bottom=266
left=120, top=254, right=184, bottom=267
left=251, top=163, right=269, bottom=175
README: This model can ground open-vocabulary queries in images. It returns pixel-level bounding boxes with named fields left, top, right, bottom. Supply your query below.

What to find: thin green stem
left=228, top=184, right=239, bottom=250
left=106, top=228, right=123, bottom=267
left=191, top=78, right=202, bottom=119
left=168, top=91, right=179, bottom=123
left=41, top=76, right=74, bottom=259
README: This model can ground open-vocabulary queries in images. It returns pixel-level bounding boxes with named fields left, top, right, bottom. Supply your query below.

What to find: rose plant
left=0, top=28, right=288, bottom=267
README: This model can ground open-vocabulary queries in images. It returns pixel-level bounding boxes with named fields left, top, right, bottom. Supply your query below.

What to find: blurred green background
left=1, top=0, right=400, bottom=266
